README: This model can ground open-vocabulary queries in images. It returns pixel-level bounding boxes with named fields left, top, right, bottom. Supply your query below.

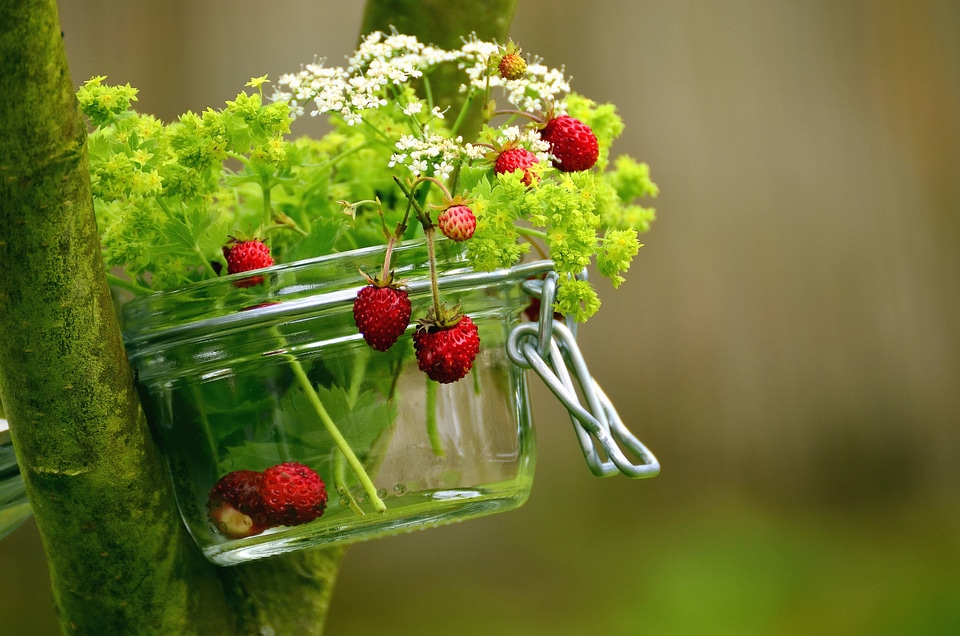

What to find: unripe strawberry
left=498, top=52, right=527, bottom=80
left=223, top=239, right=274, bottom=287
left=539, top=115, right=599, bottom=172
left=495, top=147, right=540, bottom=186
left=259, top=462, right=328, bottom=527
left=353, top=284, right=412, bottom=352
left=413, top=315, right=481, bottom=384
left=437, top=205, right=476, bottom=242
left=207, top=470, right=272, bottom=539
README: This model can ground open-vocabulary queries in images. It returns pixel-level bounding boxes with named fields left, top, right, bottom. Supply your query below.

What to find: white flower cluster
left=274, top=31, right=571, bottom=124
left=275, top=31, right=462, bottom=125
left=273, top=31, right=573, bottom=179
left=346, top=31, right=457, bottom=75
left=389, top=131, right=466, bottom=180
left=273, top=62, right=349, bottom=119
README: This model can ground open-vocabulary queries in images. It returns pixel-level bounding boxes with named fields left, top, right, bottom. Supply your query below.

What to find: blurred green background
left=3, top=1, right=960, bottom=633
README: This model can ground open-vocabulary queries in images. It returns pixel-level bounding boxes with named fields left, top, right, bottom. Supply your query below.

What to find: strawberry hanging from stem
left=345, top=198, right=414, bottom=352
left=392, top=177, right=483, bottom=383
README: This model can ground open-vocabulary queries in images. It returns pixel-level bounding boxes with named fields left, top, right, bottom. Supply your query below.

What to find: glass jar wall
left=123, top=240, right=551, bottom=565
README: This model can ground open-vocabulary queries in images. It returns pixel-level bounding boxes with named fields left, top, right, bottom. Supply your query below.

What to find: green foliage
left=80, top=33, right=660, bottom=322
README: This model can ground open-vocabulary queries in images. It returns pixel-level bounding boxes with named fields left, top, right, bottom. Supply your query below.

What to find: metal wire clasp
left=507, top=273, right=660, bottom=479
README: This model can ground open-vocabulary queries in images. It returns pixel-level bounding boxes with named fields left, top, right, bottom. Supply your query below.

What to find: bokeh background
left=3, top=1, right=960, bottom=633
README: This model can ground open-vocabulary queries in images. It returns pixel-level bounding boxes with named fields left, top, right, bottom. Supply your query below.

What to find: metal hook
left=508, top=273, right=660, bottom=479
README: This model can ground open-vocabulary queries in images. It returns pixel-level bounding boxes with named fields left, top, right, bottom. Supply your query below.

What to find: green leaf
left=284, top=215, right=349, bottom=263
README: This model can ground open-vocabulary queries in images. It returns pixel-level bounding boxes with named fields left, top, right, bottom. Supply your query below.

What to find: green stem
left=425, top=378, right=443, bottom=456
left=262, top=221, right=309, bottom=237
left=105, top=272, right=152, bottom=295
left=333, top=450, right=365, bottom=516
left=274, top=327, right=386, bottom=513
left=392, top=175, right=435, bottom=229
left=491, top=108, right=543, bottom=123
left=425, top=226, right=442, bottom=318
left=419, top=175, right=454, bottom=201
left=261, top=176, right=273, bottom=232
left=515, top=226, right=548, bottom=240
left=422, top=74, right=434, bottom=111
left=193, top=243, right=219, bottom=279
left=346, top=347, right=368, bottom=410
left=359, top=116, right=398, bottom=149
left=317, top=142, right=368, bottom=170
left=379, top=235, right=398, bottom=282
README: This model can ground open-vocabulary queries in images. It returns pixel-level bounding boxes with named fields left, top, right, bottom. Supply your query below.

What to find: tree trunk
left=0, top=0, right=513, bottom=633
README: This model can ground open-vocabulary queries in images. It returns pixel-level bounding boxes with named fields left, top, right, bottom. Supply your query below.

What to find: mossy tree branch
left=0, top=2, right=344, bottom=633
left=1, top=1, right=515, bottom=633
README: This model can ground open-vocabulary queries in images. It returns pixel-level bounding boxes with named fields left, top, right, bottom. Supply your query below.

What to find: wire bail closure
left=507, top=272, right=660, bottom=479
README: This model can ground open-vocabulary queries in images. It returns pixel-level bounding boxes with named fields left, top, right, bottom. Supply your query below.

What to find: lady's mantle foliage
left=78, top=31, right=659, bottom=320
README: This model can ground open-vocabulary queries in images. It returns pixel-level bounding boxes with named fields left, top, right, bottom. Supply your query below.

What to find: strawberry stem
left=393, top=176, right=446, bottom=319
left=333, top=450, right=366, bottom=516
left=425, top=226, right=443, bottom=319
left=260, top=175, right=273, bottom=232
left=417, top=175, right=454, bottom=203
left=392, top=176, right=435, bottom=233
left=449, top=85, right=479, bottom=137
left=514, top=226, right=550, bottom=260
left=270, top=325, right=387, bottom=514
left=425, top=378, right=444, bottom=457
left=490, top=108, right=543, bottom=124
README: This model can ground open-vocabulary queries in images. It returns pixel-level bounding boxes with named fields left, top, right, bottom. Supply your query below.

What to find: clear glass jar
left=123, top=240, right=552, bottom=565
left=0, top=419, right=32, bottom=541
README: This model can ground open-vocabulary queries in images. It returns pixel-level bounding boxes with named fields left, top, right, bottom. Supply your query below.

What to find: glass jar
left=123, top=240, right=553, bottom=565
left=0, top=419, right=33, bottom=541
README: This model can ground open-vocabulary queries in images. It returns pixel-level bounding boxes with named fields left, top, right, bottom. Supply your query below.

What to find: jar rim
left=122, top=240, right=553, bottom=348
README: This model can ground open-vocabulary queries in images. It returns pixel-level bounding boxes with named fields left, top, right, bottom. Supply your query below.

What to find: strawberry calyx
left=416, top=302, right=466, bottom=331
left=487, top=40, right=526, bottom=81
left=358, top=266, right=405, bottom=291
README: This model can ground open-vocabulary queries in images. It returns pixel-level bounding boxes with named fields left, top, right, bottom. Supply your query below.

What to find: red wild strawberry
left=498, top=52, right=527, bottom=80
left=437, top=205, right=476, bottom=242
left=207, top=470, right=272, bottom=539
left=223, top=239, right=274, bottom=287
left=413, top=314, right=481, bottom=384
left=539, top=115, right=599, bottom=172
left=353, top=284, right=412, bottom=352
left=495, top=147, right=540, bottom=186
left=259, top=462, right=328, bottom=527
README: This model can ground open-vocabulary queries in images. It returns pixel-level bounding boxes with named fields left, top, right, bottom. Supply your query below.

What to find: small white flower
left=401, top=101, right=423, bottom=116
left=464, top=143, right=487, bottom=161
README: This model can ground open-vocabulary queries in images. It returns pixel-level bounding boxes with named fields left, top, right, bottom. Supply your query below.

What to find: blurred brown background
left=2, top=1, right=959, bottom=633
